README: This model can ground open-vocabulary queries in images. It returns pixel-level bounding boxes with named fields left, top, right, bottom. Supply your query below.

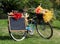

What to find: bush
left=54, top=9, right=60, bottom=21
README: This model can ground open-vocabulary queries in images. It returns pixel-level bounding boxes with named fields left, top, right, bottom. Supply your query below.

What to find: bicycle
left=8, top=8, right=53, bottom=41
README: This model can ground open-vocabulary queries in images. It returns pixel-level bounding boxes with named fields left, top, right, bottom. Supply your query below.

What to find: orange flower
left=35, top=6, right=43, bottom=14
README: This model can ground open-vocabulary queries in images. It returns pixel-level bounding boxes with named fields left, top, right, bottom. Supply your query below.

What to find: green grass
left=0, top=19, right=60, bottom=44
left=52, top=20, right=60, bottom=28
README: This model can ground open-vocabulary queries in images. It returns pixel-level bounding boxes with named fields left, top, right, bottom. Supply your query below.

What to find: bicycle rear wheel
left=9, top=30, right=26, bottom=41
left=36, top=22, right=53, bottom=39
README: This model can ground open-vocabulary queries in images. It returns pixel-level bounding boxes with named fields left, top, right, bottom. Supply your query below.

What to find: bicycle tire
left=36, top=22, right=53, bottom=39
left=8, top=29, right=26, bottom=41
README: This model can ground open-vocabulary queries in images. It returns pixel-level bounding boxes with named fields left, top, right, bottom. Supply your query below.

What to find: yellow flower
left=43, top=10, right=53, bottom=23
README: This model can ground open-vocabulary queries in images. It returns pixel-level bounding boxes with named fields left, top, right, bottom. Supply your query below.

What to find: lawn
left=0, top=19, right=60, bottom=44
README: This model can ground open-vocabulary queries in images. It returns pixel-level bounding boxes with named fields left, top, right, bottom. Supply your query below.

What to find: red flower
left=13, top=12, right=22, bottom=20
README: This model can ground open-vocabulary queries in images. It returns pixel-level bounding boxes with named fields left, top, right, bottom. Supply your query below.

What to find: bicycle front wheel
left=36, top=22, right=53, bottom=39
